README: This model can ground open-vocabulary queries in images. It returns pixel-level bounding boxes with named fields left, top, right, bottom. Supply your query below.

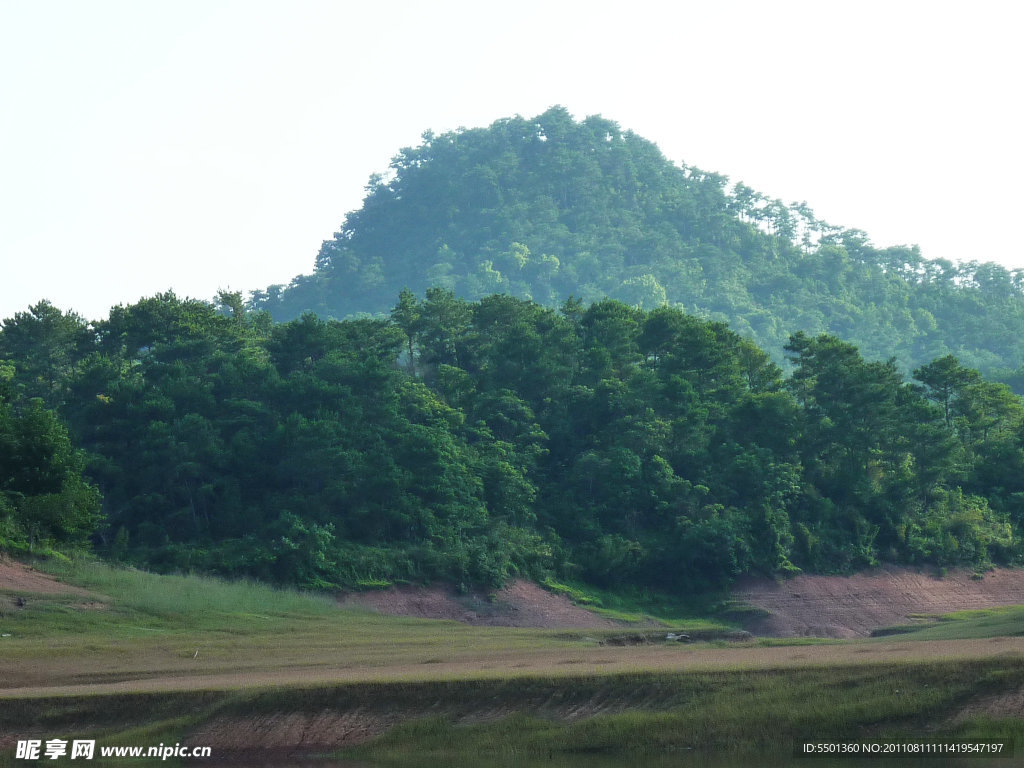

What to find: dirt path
left=337, top=579, right=623, bottom=629
left=733, top=566, right=1024, bottom=638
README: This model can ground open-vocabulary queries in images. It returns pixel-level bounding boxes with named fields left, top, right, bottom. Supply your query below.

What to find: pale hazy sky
left=2, top=0, right=1021, bottom=321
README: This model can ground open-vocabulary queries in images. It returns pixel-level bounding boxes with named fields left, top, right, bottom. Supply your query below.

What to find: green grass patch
left=541, top=578, right=601, bottom=606
left=0, top=557, right=349, bottom=644
left=870, top=605, right=1024, bottom=641
left=539, top=578, right=733, bottom=629
left=945, top=714, right=1024, bottom=745
left=751, top=636, right=842, bottom=647
left=355, top=577, right=394, bottom=589
left=42, top=558, right=340, bottom=619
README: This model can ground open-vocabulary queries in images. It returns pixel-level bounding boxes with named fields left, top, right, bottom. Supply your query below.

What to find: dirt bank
left=732, top=565, right=1024, bottom=638
left=0, top=558, right=92, bottom=596
left=188, top=678, right=685, bottom=752
left=337, top=579, right=623, bottom=629
left=337, top=569, right=1024, bottom=638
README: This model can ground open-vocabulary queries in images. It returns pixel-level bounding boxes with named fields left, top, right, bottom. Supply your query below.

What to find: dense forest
left=2, top=292, right=1022, bottom=592
left=253, top=107, right=1024, bottom=388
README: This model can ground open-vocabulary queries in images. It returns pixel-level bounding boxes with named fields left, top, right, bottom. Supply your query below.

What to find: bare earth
left=340, top=569, right=1024, bottom=639
left=337, top=579, right=622, bottom=629
left=733, top=565, right=1024, bottom=638
left=0, top=558, right=92, bottom=596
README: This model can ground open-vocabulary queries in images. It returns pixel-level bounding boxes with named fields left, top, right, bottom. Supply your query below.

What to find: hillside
left=253, top=106, right=1024, bottom=384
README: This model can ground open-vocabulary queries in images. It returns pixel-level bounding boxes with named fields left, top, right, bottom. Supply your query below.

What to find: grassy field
left=2, top=558, right=1024, bottom=764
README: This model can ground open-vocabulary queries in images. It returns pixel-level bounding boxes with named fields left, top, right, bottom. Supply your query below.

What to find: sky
left=2, top=0, right=1022, bottom=321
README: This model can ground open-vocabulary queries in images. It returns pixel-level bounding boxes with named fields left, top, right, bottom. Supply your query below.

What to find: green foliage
left=3, top=288, right=1022, bottom=592
left=254, top=108, right=1024, bottom=387
left=908, top=489, right=1014, bottom=566
left=0, top=300, right=91, bottom=407
left=0, top=396, right=102, bottom=552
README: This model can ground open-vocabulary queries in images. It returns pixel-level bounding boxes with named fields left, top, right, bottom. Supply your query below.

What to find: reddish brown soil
left=190, top=710, right=395, bottom=751
left=337, top=579, right=622, bottom=629
left=340, top=569, right=1024, bottom=638
left=732, top=565, right=1024, bottom=638
left=0, top=558, right=92, bottom=597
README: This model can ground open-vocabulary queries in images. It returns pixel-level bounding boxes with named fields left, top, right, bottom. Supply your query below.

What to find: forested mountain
left=253, top=107, right=1024, bottom=386
left=3, top=293, right=1023, bottom=592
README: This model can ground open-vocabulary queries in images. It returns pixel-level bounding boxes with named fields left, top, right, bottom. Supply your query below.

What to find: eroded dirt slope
left=0, top=558, right=92, bottom=596
left=732, top=566, right=1024, bottom=638
left=337, top=579, right=622, bottom=629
